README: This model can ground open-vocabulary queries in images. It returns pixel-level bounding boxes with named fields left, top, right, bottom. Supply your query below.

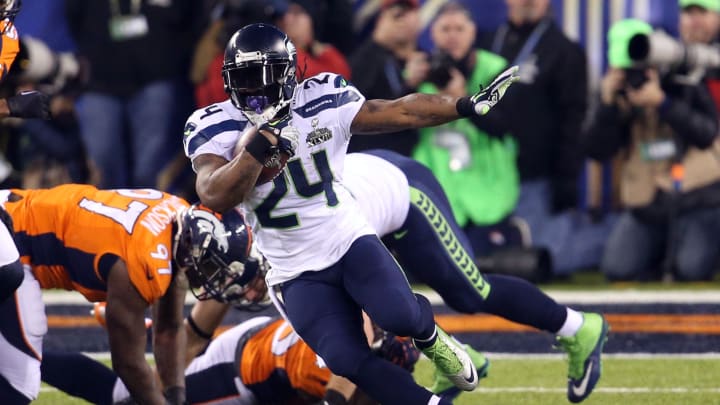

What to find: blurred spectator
left=478, top=0, right=611, bottom=275
left=583, top=18, right=719, bottom=281
left=279, top=0, right=351, bottom=79
left=65, top=0, right=200, bottom=189
left=10, top=92, right=95, bottom=189
left=348, top=0, right=426, bottom=156
left=412, top=2, right=523, bottom=256
left=314, top=0, right=355, bottom=56
left=685, top=0, right=720, bottom=109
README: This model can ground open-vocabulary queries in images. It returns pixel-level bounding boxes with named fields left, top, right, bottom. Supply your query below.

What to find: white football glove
left=259, top=115, right=299, bottom=157
left=468, top=65, right=520, bottom=115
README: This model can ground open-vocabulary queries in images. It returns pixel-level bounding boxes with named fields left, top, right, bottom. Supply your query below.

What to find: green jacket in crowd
left=413, top=50, right=519, bottom=227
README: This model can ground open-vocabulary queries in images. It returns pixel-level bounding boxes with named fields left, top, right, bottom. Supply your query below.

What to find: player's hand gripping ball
left=235, top=117, right=299, bottom=185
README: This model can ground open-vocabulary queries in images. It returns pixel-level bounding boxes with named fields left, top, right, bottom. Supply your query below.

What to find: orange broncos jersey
left=0, top=21, right=19, bottom=82
left=2, top=185, right=189, bottom=303
left=240, top=319, right=330, bottom=402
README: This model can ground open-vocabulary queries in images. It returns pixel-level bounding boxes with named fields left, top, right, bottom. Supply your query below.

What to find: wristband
left=455, top=96, right=474, bottom=117
left=244, top=132, right=274, bottom=163
left=186, top=315, right=213, bottom=340
left=323, top=389, right=348, bottom=405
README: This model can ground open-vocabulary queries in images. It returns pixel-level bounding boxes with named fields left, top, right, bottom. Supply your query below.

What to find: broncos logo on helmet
left=222, top=23, right=297, bottom=124
left=174, top=204, right=269, bottom=307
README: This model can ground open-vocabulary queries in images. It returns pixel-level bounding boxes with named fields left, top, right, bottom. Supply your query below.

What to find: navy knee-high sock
left=352, top=354, right=450, bottom=405
left=483, top=274, right=567, bottom=333
left=41, top=351, right=117, bottom=405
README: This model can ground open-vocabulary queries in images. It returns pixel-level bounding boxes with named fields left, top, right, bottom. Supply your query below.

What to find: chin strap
left=171, top=208, right=187, bottom=263
left=243, top=96, right=293, bottom=126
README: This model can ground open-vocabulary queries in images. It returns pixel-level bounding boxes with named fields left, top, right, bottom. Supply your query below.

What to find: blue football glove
left=259, top=115, right=299, bottom=158
left=374, top=332, right=420, bottom=371
left=457, top=65, right=520, bottom=116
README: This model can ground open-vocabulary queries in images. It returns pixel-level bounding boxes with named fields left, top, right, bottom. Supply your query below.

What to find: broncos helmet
left=222, top=23, right=297, bottom=124
left=0, top=0, right=20, bottom=34
left=174, top=205, right=267, bottom=304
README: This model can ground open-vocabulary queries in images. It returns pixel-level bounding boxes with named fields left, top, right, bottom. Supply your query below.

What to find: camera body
left=426, top=49, right=456, bottom=88
left=624, top=67, right=650, bottom=89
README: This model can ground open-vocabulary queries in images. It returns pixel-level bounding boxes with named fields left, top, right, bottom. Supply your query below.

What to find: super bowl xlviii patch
left=306, top=118, right=333, bottom=147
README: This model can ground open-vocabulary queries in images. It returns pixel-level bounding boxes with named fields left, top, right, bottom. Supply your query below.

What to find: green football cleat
left=430, top=344, right=489, bottom=401
left=556, top=312, right=609, bottom=403
left=415, top=328, right=479, bottom=392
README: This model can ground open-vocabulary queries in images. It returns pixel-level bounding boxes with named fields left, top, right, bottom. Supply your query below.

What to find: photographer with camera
left=679, top=0, right=720, bottom=110
left=583, top=18, right=719, bottom=281
left=412, top=2, right=526, bottom=260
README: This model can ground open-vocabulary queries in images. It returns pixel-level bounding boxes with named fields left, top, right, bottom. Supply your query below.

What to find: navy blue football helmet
left=174, top=205, right=268, bottom=305
left=222, top=23, right=297, bottom=124
left=0, top=0, right=21, bottom=34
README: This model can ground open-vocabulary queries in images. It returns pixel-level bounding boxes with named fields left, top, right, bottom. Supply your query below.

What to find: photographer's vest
left=413, top=50, right=519, bottom=226
left=621, top=106, right=720, bottom=207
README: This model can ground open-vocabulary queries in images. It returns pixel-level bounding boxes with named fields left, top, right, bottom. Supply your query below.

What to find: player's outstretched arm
left=152, top=271, right=189, bottom=405
left=351, top=65, right=519, bottom=134
left=184, top=299, right=230, bottom=367
left=105, top=259, right=166, bottom=405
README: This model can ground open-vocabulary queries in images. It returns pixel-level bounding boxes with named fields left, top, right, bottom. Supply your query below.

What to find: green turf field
left=35, top=356, right=720, bottom=405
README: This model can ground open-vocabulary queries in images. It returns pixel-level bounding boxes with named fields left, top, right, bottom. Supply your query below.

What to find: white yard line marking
left=479, top=352, right=720, bottom=360
left=423, top=290, right=720, bottom=305
left=40, top=386, right=720, bottom=394
left=466, top=387, right=720, bottom=394
left=82, top=351, right=720, bottom=362
left=42, top=289, right=720, bottom=305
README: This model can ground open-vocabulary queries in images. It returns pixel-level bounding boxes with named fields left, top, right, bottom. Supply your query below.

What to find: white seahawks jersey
left=184, top=73, right=375, bottom=286
left=343, top=153, right=410, bottom=238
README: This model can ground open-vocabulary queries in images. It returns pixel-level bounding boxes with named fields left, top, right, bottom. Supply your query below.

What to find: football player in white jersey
left=183, top=23, right=518, bottom=405
left=342, top=150, right=608, bottom=403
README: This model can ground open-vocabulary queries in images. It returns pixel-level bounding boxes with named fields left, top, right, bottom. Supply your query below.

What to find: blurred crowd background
left=3, top=0, right=719, bottom=283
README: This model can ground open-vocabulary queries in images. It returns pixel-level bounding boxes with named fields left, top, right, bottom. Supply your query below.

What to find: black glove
left=7, top=91, right=50, bottom=119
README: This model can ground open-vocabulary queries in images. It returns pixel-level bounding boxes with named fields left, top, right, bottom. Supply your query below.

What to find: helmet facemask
left=174, top=206, right=262, bottom=304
